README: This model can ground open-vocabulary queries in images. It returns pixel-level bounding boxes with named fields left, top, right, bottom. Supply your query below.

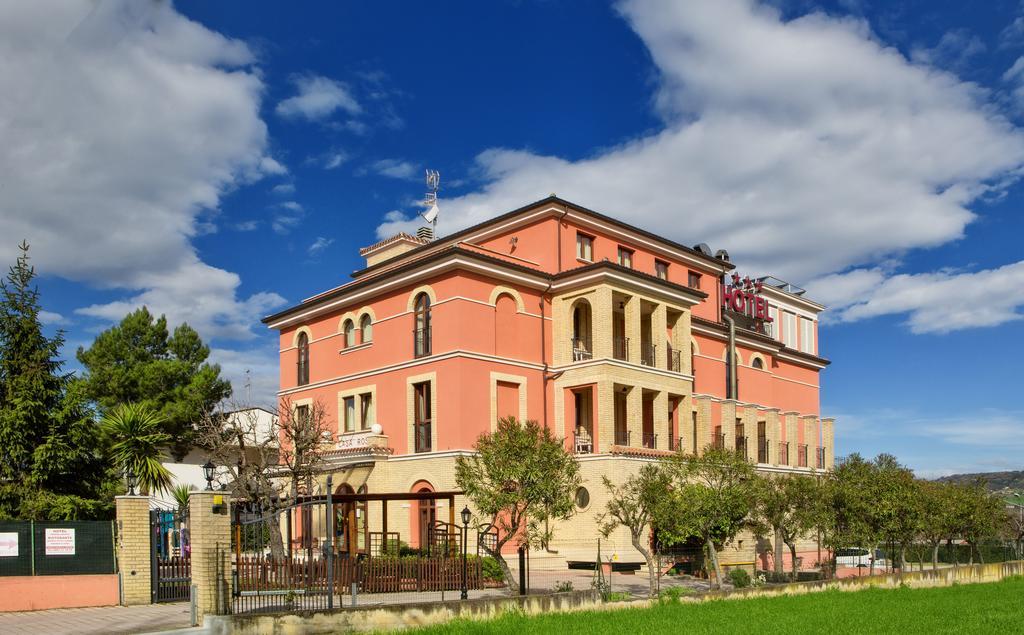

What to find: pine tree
left=0, top=241, right=66, bottom=482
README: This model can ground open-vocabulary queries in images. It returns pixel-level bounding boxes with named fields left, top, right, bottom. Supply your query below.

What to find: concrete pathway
left=0, top=602, right=192, bottom=635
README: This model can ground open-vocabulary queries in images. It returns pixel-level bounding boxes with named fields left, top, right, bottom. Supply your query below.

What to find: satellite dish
left=421, top=202, right=439, bottom=224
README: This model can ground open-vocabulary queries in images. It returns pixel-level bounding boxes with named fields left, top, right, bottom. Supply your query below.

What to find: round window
left=574, top=486, right=590, bottom=510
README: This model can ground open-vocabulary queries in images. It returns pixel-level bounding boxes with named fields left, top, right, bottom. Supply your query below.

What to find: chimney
left=416, top=226, right=435, bottom=242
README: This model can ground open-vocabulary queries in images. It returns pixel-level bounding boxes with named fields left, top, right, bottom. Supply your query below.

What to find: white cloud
left=233, top=220, right=260, bottom=232
left=324, top=152, right=349, bottom=169
left=0, top=1, right=284, bottom=341
left=308, top=236, right=334, bottom=256
left=209, top=345, right=281, bottom=407
left=272, top=201, right=305, bottom=235
left=276, top=74, right=361, bottom=121
left=39, top=310, right=70, bottom=326
left=911, top=29, right=985, bottom=70
left=362, top=158, right=418, bottom=180
left=271, top=183, right=295, bottom=195
left=818, top=261, right=1024, bottom=333
left=376, top=0, right=1024, bottom=335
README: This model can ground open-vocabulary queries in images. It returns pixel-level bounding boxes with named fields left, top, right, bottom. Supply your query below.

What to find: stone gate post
left=188, top=490, right=232, bottom=625
left=115, top=495, right=152, bottom=606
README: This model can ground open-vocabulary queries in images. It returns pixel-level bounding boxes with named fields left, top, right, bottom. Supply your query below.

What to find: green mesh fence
left=0, top=520, right=116, bottom=576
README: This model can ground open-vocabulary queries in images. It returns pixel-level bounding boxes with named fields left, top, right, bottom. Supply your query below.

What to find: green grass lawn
left=412, top=576, right=1024, bottom=634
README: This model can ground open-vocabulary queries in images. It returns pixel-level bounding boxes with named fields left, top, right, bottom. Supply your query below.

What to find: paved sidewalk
left=0, top=603, right=192, bottom=635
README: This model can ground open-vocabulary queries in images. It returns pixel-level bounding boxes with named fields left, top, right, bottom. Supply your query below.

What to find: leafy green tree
left=0, top=242, right=112, bottom=519
left=918, top=480, right=959, bottom=570
left=455, top=417, right=581, bottom=592
left=101, top=402, right=174, bottom=495
left=828, top=454, right=879, bottom=567
left=872, top=454, right=921, bottom=571
left=77, top=307, right=231, bottom=458
left=597, top=464, right=670, bottom=597
left=960, top=483, right=1004, bottom=565
left=651, top=446, right=756, bottom=589
left=750, top=473, right=818, bottom=580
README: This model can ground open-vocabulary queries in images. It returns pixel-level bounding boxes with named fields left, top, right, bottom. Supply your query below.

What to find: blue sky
left=2, top=0, right=1024, bottom=477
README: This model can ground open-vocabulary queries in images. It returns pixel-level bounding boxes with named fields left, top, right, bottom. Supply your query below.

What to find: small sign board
left=0, top=532, right=18, bottom=557
left=44, top=528, right=75, bottom=556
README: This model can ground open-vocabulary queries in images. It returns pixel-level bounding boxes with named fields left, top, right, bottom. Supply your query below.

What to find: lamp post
left=125, top=468, right=137, bottom=496
left=202, top=460, right=215, bottom=491
left=460, top=505, right=471, bottom=600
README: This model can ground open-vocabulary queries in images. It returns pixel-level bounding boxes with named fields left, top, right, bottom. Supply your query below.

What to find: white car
left=835, top=547, right=887, bottom=569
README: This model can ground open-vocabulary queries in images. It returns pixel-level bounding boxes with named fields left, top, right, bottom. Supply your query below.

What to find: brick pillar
left=625, top=294, right=641, bottom=364
left=694, top=395, right=711, bottom=454
left=765, top=409, right=780, bottom=466
left=593, top=287, right=614, bottom=360
left=115, top=495, right=152, bottom=606
left=653, top=390, right=670, bottom=450
left=784, top=413, right=798, bottom=466
left=678, top=311, right=692, bottom=376
left=626, top=385, right=642, bottom=447
left=652, top=303, right=668, bottom=370
left=822, top=418, right=836, bottom=469
left=596, top=380, right=615, bottom=453
left=721, top=401, right=737, bottom=451
left=189, top=491, right=232, bottom=624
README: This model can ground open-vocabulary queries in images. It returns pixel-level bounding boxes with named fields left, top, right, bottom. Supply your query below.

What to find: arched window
left=343, top=319, right=355, bottom=348
left=752, top=356, right=764, bottom=370
left=494, top=294, right=516, bottom=358
left=417, top=487, right=436, bottom=551
left=414, top=293, right=431, bottom=357
left=571, top=300, right=593, bottom=361
left=296, top=332, right=309, bottom=386
left=360, top=314, right=373, bottom=344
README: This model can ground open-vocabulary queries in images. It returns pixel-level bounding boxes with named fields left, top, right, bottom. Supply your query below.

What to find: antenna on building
left=420, top=169, right=440, bottom=240
left=244, top=368, right=252, bottom=404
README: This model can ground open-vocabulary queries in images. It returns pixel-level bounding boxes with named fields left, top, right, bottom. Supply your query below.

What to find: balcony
left=640, top=342, right=656, bottom=367
left=712, top=432, right=725, bottom=450
left=642, top=433, right=658, bottom=450
left=413, top=326, right=431, bottom=358
left=571, top=336, right=593, bottom=362
left=816, top=446, right=826, bottom=469
left=757, top=438, right=769, bottom=463
left=778, top=441, right=790, bottom=466
left=798, top=444, right=808, bottom=468
left=615, top=429, right=631, bottom=446
left=574, top=427, right=594, bottom=455
left=735, top=435, right=748, bottom=461
left=613, top=337, right=629, bottom=361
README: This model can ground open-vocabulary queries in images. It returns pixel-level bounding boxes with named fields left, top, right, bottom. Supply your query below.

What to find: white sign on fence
left=0, top=532, right=17, bottom=557
left=44, top=528, right=75, bottom=556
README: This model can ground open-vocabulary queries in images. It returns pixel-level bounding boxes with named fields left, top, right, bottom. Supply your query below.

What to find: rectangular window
left=800, top=318, right=816, bottom=354
left=768, top=305, right=779, bottom=339
left=688, top=272, right=702, bottom=289
left=655, top=260, right=669, bottom=280
left=414, top=381, right=432, bottom=453
left=617, top=246, right=633, bottom=268
left=782, top=312, right=797, bottom=348
left=757, top=421, right=767, bottom=463
left=343, top=396, right=355, bottom=433
left=296, top=404, right=310, bottom=427
left=576, top=233, right=594, bottom=261
left=691, top=411, right=698, bottom=453
left=360, top=393, right=373, bottom=430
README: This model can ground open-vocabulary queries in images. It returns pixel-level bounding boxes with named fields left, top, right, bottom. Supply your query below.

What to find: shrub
left=553, top=580, right=574, bottom=593
left=481, top=556, right=504, bottom=581
left=727, top=568, right=751, bottom=589
left=657, top=586, right=692, bottom=603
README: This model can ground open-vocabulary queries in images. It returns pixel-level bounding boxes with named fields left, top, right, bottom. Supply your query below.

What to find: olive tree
left=597, top=464, right=669, bottom=597
left=455, top=417, right=580, bottom=593
left=750, top=473, right=818, bottom=580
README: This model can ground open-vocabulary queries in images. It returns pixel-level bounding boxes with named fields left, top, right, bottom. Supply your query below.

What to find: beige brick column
left=678, top=311, right=692, bottom=376
left=115, top=496, right=152, bottom=606
left=593, top=287, right=614, bottom=360
left=626, top=385, right=642, bottom=447
left=802, top=415, right=819, bottom=468
left=784, top=413, right=798, bottom=466
left=721, top=401, right=737, bottom=450
left=653, top=390, right=670, bottom=450
left=652, top=303, right=668, bottom=370
left=694, top=395, right=711, bottom=454
left=625, top=295, right=641, bottom=364
left=765, top=409, right=780, bottom=465
left=596, top=380, right=615, bottom=453
left=822, top=417, right=836, bottom=469
left=189, top=491, right=232, bottom=624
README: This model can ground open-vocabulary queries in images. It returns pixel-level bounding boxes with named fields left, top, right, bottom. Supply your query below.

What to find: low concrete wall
left=208, top=590, right=602, bottom=634
left=0, top=574, right=120, bottom=612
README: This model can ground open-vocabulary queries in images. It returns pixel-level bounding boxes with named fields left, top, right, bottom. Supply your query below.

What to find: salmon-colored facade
left=264, top=196, right=835, bottom=570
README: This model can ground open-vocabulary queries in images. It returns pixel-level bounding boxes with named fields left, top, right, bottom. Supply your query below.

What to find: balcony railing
left=712, top=432, right=725, bottom=450
left=816, top=446, right=826, bottom=469
left=613, top=337, right=629, bottom=361
left=670, top=436, right=682, bottom=452
left=667, top=346, right=681, bottom=372
left=574, top=428, right=594, bottom=455
left=413, top=326, right=431, bottom=358
left=571, top=336, right=593, bottom=362
left=641, top=342, right=656, bottom=367
left=778, top=441, right=790, bottom=466
left=757, top=438, right=769, bottom=463
left=414, top=422, right=432, bottom=453
left=798, top=444, right=808, bottom=468
left=642, top=433, right=658, bottom=449
left=735, top=435, right=748, bottom=461
left=614, top=429, right=630, bottom=446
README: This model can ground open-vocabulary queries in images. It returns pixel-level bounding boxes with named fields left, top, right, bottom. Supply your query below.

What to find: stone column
left=653, top=390, right=670, bottom=450
left=593, top=287, right=614, bottom=360
left=189, top=490, right=232, bottom=625
left=626, top=385, right=642, bottom=448
left=678, top=311, right=693, bottom=376
left=783, top=413, right=798, bottom=466
left=115, top=495, right=152, bottom=606
left=652, top=303, right=668, bottom=370
left=596, top=380, right=615, bottom=453
left=694, top=395, right=711, bottom=455
left=764, top=409, right=780, bottom=466
left=721, top=401, right=737, bottom=451
left=822, top=418, right=836, bottom=469
left=625, top=295, right=641, bottom=364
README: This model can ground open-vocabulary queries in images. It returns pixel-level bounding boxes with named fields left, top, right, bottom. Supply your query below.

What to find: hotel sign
left=721, top=273, right=772, bottom=322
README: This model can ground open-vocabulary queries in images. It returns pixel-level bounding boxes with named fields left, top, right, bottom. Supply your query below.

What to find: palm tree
left=171, top=484, right=191, bottom=514
left=102, top=402, right=174, bottom=495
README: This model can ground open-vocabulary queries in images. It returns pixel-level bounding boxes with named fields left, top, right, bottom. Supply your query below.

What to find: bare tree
left=194, top=397, right=332, bottom=559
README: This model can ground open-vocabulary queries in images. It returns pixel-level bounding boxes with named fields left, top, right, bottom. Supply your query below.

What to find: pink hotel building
left=263, top=196, right=835, bottom=571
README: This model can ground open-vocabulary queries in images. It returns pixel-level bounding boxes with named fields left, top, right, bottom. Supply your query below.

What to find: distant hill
left=936, top=470, right=1024, bottom=495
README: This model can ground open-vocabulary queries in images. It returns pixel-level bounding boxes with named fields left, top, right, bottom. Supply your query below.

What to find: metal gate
left=150, top=508, right=191, bottom=603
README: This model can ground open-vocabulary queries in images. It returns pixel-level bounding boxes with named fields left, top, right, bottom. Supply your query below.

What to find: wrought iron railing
left=414, top=422, right=431, bottom=453
left=712, top=432, right=726, bottom=450
left=757, top=438, right=769, bottom=464
left=641, top=342, right=656, bottom=367
left=613, top=337, right=629, bottom=361
left=817, top=446, right=826, bottom=469
left=571, top=336, right=593, bottom=361
left=615, top=429, right=631, bottom=446
left=413, top=326, right=431, bottom=358
left=642, top=433, right=657, bottom=449
left=667, top=346, right=681, bottom=372
left=735, top=435, right=748, bottom=460
left=798, top=444, right=808, bottom=467
left=778, top=441, right=790, bottom=466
